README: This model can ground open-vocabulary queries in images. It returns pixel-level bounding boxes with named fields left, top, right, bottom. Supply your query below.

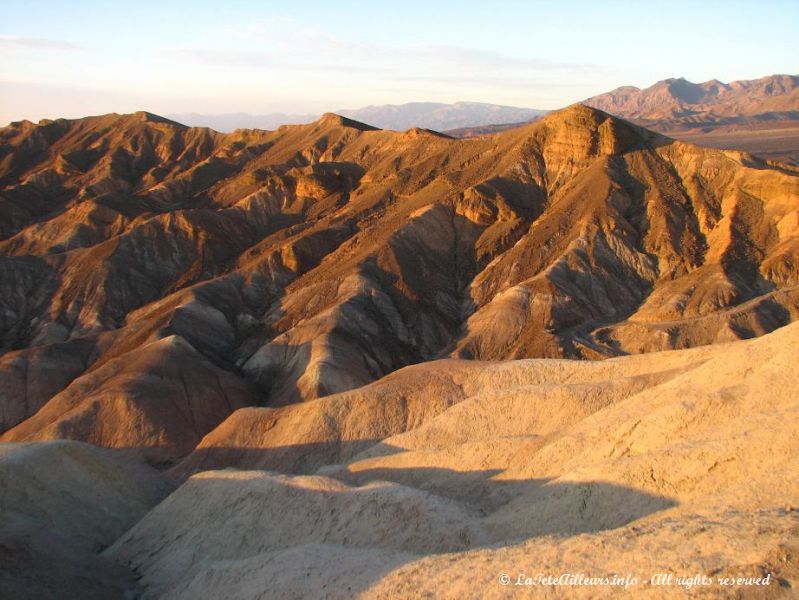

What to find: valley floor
left=667, top=124, right=799, bottom=165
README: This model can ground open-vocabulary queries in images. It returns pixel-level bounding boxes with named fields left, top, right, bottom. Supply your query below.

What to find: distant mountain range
left=583, top=74, right=799, bottom=164
left=165, top=112, right=318, bottom=132
left=338, top=101, right=546, bottom=131
left=168, top=102, right=546, bottom=133
left=167, top=75, right=799, bottom=158
left=439, top=75, right=799, bottom=164
left=584, top=74, right=799, bottom=125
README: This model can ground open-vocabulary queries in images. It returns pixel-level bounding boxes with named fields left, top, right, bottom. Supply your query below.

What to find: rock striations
left=1, top=104, right=798, bottom=462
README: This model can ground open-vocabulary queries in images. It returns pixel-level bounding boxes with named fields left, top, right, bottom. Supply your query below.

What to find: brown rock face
left=1, top=104, right=798, bottom=462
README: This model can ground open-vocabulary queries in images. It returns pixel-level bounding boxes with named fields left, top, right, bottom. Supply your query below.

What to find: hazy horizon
left=2, top=0, right=798, bottom=125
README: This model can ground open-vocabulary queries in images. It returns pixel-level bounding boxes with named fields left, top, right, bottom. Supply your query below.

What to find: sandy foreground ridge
left=1, top=321, right=797, bottom=598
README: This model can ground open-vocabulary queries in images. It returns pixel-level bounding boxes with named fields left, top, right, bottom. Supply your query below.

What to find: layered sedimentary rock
left=1, top=105, right=798, bottom=461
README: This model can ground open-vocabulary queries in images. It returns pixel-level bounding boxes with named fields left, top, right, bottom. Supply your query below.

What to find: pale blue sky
left=1, top=0, right=797, bottom=123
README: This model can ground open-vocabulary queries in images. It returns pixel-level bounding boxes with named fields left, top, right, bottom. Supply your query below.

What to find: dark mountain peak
left=403, top=126, right=453, bottom=139
left=316, top=112, right=379, bottom=131
left=131, top=111, right=183, bottom=125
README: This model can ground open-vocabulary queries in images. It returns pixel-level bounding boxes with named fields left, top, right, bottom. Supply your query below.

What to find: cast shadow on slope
left=115, top=445, right=677, bottom=598
left=728, top=294, right=792, bottom=339
left=169, top=441, right=678, bottom=536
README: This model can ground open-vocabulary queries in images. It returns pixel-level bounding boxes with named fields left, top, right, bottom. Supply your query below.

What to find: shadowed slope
left=0, top=440, right=173, bottom=599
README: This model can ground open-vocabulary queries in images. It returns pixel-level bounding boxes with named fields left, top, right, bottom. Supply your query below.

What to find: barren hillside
left=1, top=105, right=798, bottom=463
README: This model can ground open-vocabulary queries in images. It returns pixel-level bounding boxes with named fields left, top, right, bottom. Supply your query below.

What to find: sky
left=1, top=0, right=798, bottom=124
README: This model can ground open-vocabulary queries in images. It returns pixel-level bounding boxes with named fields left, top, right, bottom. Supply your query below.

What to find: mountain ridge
left=585, top=74, right=799, bottom=121
left=1, top=104, right=798, bottom=462
left=444, top=75, right=799, bottom=165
